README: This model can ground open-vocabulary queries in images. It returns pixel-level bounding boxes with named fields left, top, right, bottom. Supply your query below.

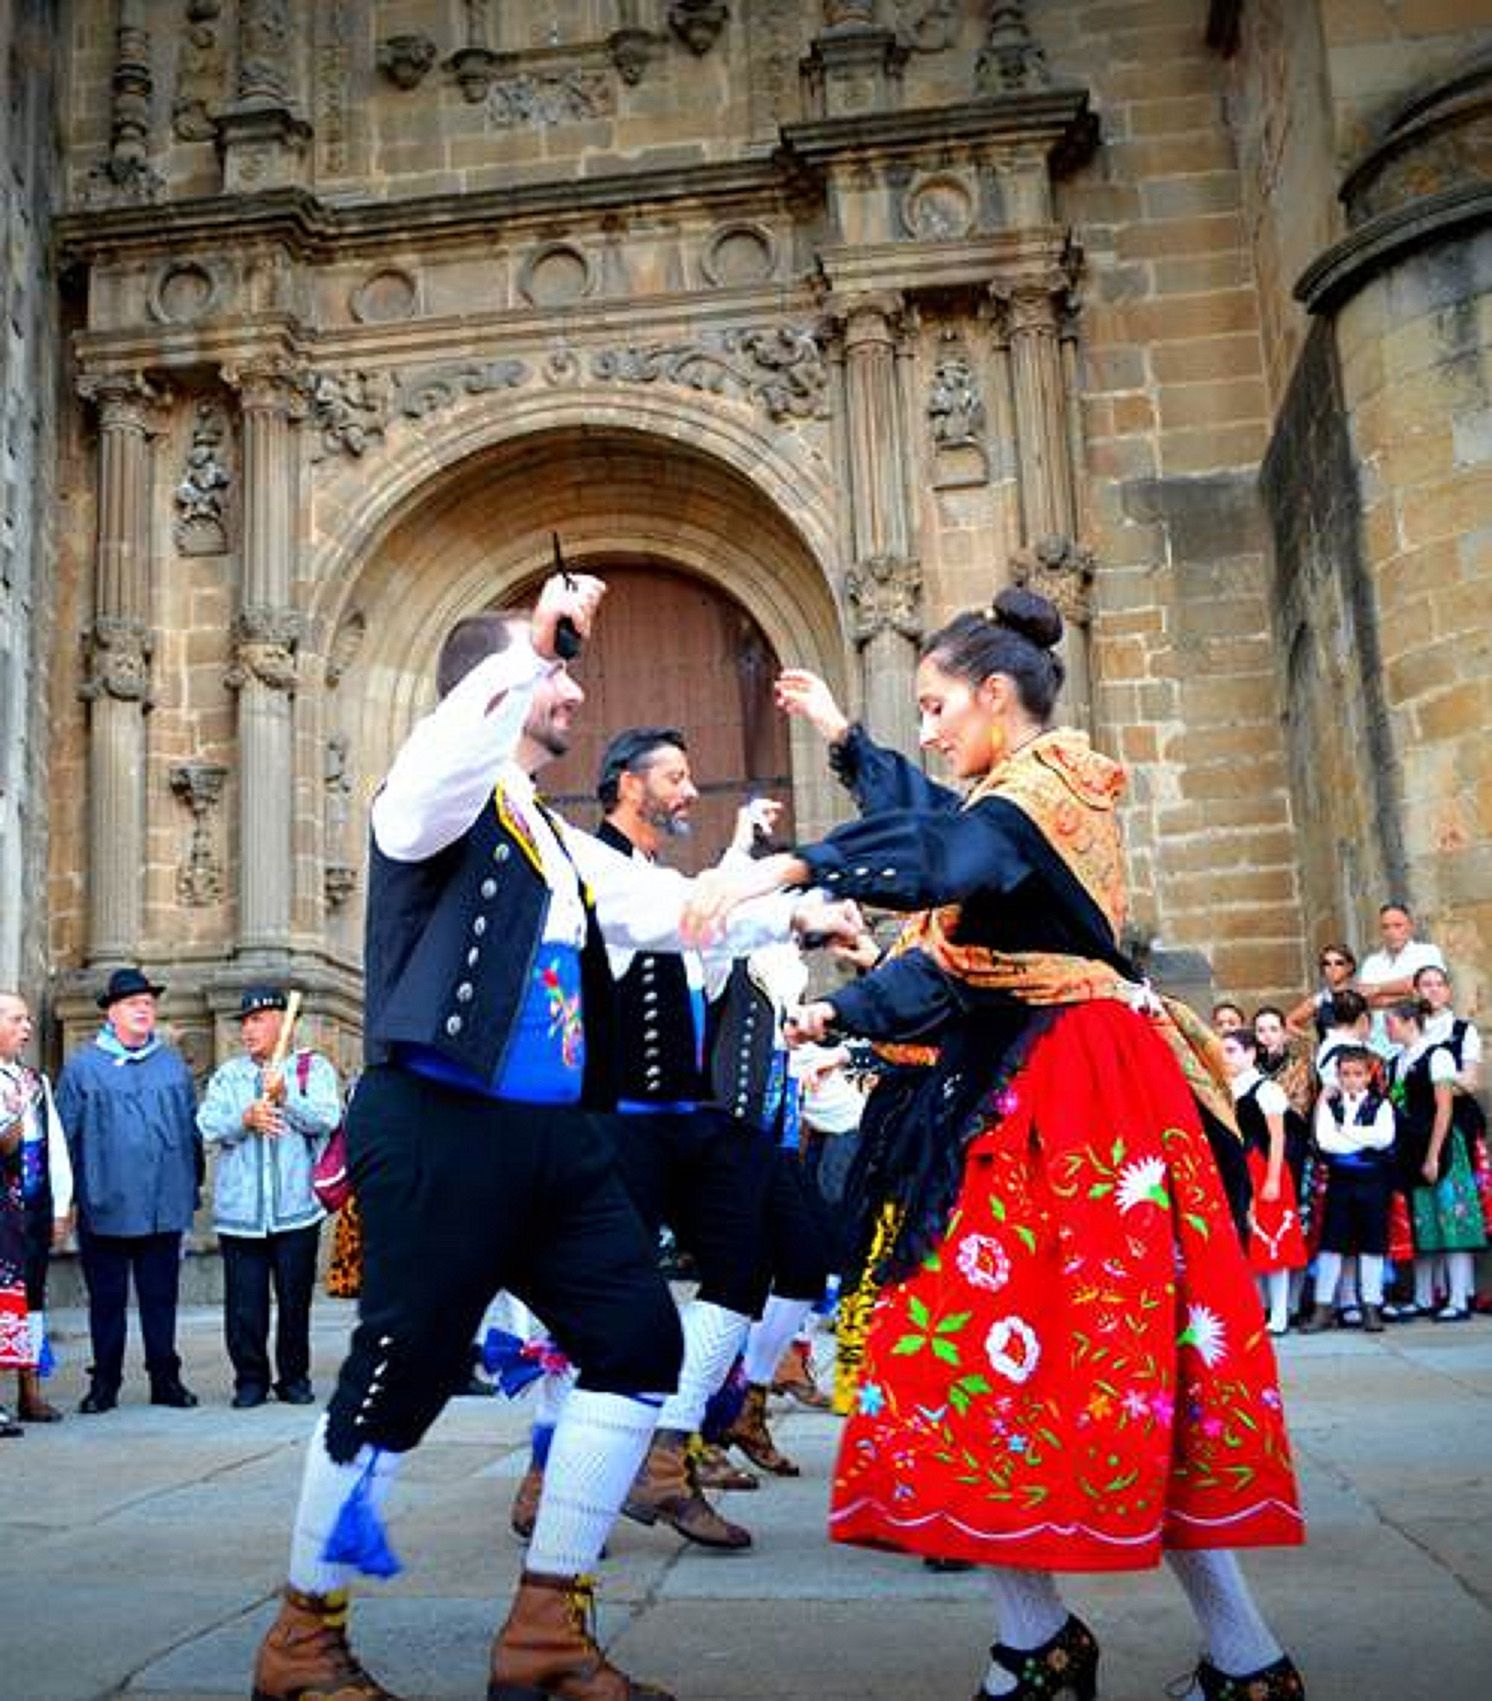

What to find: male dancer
left=254, top=575, right=767, bottom=1701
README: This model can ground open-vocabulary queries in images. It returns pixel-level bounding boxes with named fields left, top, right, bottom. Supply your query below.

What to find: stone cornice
left=780, top=88, right=1098, bottom=176
left=55, top=160, right=815, bottom=268
left=815, top=227, right=1073, bottom=300
left=1295, top=182, right=1492, bottom=315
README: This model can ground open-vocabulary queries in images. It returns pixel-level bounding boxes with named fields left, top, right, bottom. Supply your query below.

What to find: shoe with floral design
left=974, top=1614, right=1099, bottom=1700
left=1172, top=1652, right=1305, bottom=1700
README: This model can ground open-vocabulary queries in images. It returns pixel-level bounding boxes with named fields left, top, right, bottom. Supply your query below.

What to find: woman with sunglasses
left=1286, top=945, right=1357, bottom=1044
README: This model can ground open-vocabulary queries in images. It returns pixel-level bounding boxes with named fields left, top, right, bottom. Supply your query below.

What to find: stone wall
left=0, top=1, right=62, bottom=999
left=1033, top=0, right=1304, bottom=1006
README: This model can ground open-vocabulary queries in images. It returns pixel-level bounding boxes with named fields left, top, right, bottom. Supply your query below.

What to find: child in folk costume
left=1385, top=1000, right=1486, bottom=1322
left=1221, top=1031, right=1307, bottom=1335
left=1300, top=1048, right=1397, bottom=1333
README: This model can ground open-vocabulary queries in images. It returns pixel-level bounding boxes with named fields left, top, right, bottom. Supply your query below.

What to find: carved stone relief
left=701, top=224, right=778, bottom=288
left=323, top=734, right=355, bottom=910
left=174, top=401, right=233, bottom=555
left=86, top=13, right=163, bottom=204
left=315, top=0, right=353, bottom=177
left=977, top=2, right=1050, bottom=96
left=80, top=617, right=155, bottom=705
left=173, top=1, right=228, bottom=141
left=745, top=0, right=803, bottom=134
left=238, top=0, right=295, bottom=105
left=226, top=605, right=303, bottom=692
left=927, top=339, right=988, bottom=490
left=902, top=172, right=976, bottom=241
left=845, top=555, right=924, bottom=644
left=588, top=326, right=830, bottom=422
left=518, top=243, right=596, bottom=308
left=488, top=67, right=616, bottom=128
left=169, top=761, right=228, bottom=907
left=1009, top=534, right=1096, bottom=626
left=149, top=261, right=225, bottom=325
left=670, top=1, right=730, bottom=55
left=377, top=34, right=437, bottom=89
left=895, top=1, right=959, bottom=52
left=349, top=268, right=419, bottom=324
left=325, top=610, right=366, bottom=687
left=393, top=359, right=531, bottom=419
left=295, top=369, right=394, bottom=460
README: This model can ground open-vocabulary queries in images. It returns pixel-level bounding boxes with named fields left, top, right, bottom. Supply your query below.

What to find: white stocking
left=527, top=1390, right=661, bottom=1577
left=287, top=1415, right=404, bottom=1596
left=979, top=1567, right=1068, bottom=1694
left=1166, top=1549, right=1283, bottom=1678
left=742, top=1295, right=814, bottom=1385
left=656, top=1301, right=750, bottom=1432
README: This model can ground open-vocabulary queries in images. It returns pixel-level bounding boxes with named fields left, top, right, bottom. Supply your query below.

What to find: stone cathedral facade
left=1, top=0, right=1488, bottom=1078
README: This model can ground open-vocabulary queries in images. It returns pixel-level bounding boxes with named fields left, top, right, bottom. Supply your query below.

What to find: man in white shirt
left=254, top=573, right=842, bottom=1701
left=1358, top=902, right=1445, bottom=1052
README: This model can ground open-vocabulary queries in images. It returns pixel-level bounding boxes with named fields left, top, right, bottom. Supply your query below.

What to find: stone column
left=992, top=273, right=1095, bottom=728
left=77, top=372, right=160, bottom=965
left=223, top=361, right=304, bottom=961
left=831, top=291, right=923, bottom=753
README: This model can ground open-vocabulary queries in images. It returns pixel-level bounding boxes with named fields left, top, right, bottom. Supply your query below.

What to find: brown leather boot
left=691, top=1437, right=758, bottom=1492
left=251, top=1585, right=400, bottom=1700
left=770, top=1339, right=831, bottom=1410
left=488, top=1570, right=675, bottom=1700
left=621, top=1428, right=752, bottom=1549
left=511, top=1461, right=544, bottom=1539
left=720, top=1383, right=799, bottom=1477
left=17, top=1368, right=63, bottom=1423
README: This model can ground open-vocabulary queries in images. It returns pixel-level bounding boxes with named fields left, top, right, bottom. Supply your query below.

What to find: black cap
left=238, top=986, right=289, bottom=1019
left=97, top=967, right=166, bottom=1010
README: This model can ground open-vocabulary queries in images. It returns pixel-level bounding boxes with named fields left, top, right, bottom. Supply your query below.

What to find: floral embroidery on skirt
left=830, top=1001, right=1304, bottom=1571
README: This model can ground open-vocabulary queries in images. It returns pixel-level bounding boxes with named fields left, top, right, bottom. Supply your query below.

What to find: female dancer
left=687, top=588, right=1305, bottom=1700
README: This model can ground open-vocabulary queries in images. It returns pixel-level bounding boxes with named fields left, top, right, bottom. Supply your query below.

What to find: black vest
left=594, top=820, right=706, bottom=1103
left=706, top=959, right=783, bottom=1133
left=363, top=788, right=618, bottom=1108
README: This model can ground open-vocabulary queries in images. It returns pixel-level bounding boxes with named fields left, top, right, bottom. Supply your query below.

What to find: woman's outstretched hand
left=680, top=852, right=805, bottom=945
left=784, top=1001, right=839, bottom=1047
left=775, top=669, right=850, bottom=745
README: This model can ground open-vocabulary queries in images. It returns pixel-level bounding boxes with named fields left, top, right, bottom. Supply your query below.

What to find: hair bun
left=992, top=586, right=1063, bottom=650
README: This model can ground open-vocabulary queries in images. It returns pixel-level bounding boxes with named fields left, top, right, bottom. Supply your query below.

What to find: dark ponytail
left=920, top=586, right=1066, bottom=720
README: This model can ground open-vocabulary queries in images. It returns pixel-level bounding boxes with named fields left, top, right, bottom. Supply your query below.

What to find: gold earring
left=989, top=723, right=1007, bottom=762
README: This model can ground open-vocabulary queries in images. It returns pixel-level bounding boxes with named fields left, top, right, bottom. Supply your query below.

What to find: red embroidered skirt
left=829, top=1001, right=1304, bottom=1571
left=1246, top=1150, right=1308, bottom=1273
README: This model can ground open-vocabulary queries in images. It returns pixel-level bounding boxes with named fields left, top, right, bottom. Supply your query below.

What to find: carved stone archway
left=311, top=415, right=851, bottom=996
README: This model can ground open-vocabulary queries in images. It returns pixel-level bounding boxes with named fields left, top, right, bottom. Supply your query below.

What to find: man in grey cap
left=199, top=987, right=342, bottom=1408
left=54, top=968, right=201, bottom=1412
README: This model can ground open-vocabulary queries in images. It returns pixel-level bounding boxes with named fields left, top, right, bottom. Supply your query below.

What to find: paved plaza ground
left=2, top=1302, right=1489, bottom=1700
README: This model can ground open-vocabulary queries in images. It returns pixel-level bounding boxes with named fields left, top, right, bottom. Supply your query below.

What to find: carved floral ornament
left=169, top=762, right=228, bottom=909
left=226, top=605, right=304, bottom=693
left=80, top=618, right=155, bottom=706
left=1010, top=535, right=1096, bottom=626
left=845, top=555, right=924, bottom=644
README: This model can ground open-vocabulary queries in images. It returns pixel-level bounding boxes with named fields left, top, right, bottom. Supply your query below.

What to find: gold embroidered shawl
left=903, top=729, right=1237, bottom=1134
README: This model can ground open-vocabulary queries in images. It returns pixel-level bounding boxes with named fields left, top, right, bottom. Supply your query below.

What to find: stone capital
left=80, top=616, right=156, bottom=705
left=222, top=358, right=308, bottom=417
left=1010, top=534, right=1096, bottom=626
left=76, top=370, right=164, bottom=432
left=845, top=554, right=924, bottom=643
left=825, top=290, right=912, bottom=350
left=989, top=273, right=1070, bottom=338
left=226, top=604, right=304, bottom=693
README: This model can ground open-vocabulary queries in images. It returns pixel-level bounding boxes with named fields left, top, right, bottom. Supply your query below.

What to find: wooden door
left=536, top=566, right=793, bottom=871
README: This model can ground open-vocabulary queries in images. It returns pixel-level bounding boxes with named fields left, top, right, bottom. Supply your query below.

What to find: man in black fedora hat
left=54, top=967, right=201, bottom=1412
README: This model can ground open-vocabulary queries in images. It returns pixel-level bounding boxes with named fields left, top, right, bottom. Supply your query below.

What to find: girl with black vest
left=1386, top=1000, right=1486, bottom=1322
left=1221, top=1029, right=1307, bottom=1335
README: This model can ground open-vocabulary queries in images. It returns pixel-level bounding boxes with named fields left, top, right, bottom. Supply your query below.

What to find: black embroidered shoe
left=1171, top=1653, right=1305, bottom=1700
left=975, top=1614, right=1099, bottom=1700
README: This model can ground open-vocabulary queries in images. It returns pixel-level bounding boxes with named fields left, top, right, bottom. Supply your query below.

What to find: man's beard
left=643, top=801, right=692, bottom=839
left=529, top=711, right=572, bottom=760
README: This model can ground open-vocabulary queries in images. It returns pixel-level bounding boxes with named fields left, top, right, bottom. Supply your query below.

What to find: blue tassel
left=38, top=1333, right=57, bottom=1379
left=700, top=1358, right=747, bottom=1445
left=530, top=1421, right=555, bottom=1470
left=481, top=1327, right=546, bottom=1398
left=321, top=1452, right=402, bottom=1579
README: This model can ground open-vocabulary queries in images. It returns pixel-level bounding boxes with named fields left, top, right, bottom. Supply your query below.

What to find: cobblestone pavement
left=2, top=1303, right=1489, bottom=1700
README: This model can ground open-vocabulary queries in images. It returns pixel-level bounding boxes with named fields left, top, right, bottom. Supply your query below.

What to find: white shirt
left=1314, top=1089, right=1396, bottom=1156
left=1230, top=1066, right=1290, bottom=1120
left=1314, top=1029, right=1368, bottom=1094
left=1359, top=939, right=1446, bottom=1051
left=0, top=1060, right=74, bottom=1219
left=371, top=634, right=799, bottom=962
left=1423, top=1009, right=1483, bottom=1085
left=1393, top=1032, right=1458, bottom=1090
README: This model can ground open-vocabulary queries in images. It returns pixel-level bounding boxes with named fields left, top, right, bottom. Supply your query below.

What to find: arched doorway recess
left=314, top=422, right=849, bottom=959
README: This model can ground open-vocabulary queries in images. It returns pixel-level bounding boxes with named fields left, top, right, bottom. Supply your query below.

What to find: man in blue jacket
left=198, top=986, right=342, bottom=1409
left=55, top=968, right=201, bottom=1413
